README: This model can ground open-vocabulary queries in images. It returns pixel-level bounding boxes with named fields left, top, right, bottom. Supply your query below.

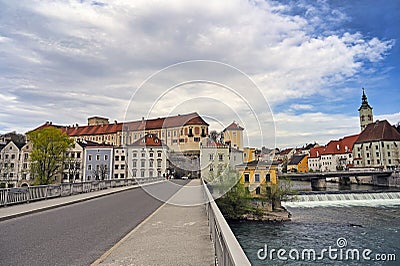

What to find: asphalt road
left=0, top=180, right=189, bottom=266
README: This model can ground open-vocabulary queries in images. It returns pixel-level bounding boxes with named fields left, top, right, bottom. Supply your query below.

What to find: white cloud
left=0, top=0, right=395, bottom=148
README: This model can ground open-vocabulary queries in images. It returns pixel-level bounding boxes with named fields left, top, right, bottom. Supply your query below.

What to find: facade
left=0, top=141, right=25, bottom=187
left=308, top=135, right=358, bottom=172
left=243, top=147, right=256, bottom=163
left=32, top=112, right=209, bottom=155
left=235, top=160, right=278, bottom=195
left=63, top=142, right=84, bottom=182
left=200, top=140, right=230, bottom=181
left=359, top=88, right=373, bottom=131
left=126, top=134, right=168, bottom=179
left=83, top=144, right=114, bottom=181
left=287, top=154, right=308, bottom=173
left=353, top=120, right=400, bottom=170
left=222, top=122, right=244, bottom=151
left=113, top=146, right=127, bottom=179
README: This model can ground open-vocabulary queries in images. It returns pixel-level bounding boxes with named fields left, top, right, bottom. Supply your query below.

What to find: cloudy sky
left=0, top=0, right=399, bottom=148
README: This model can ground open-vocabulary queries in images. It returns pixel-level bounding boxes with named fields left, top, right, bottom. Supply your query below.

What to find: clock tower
left=358, top=88, right=373, bottom=131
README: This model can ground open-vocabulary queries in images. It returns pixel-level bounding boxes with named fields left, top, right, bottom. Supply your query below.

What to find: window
left=366, top=153, right=370, bottom=158
left=104, top=155, right=108, bottom=160
left=132, top=170, right=137, bottom=177
left=244, top=173, right=249, bottom=182
left=266, top=174, right=271, bottom=182
left=132, top=152, right=137, bottom=158
left=376, top=145, right=379, bottom=150
left=376, top=152, right=379, bottom=157
left=77, top=152, right=81, bottom=158
left=219, top=154, right=224, bottom=162
left=255, top=173, right=260, bottom=182
left=88, top=165, right=92, bottom=171
left=389, top=159, right=392, bottom=164
left=367, top=160, right=370, bottom=165
left=149, top=160, right=154, bottom=167
left=388, top=152, right=391, bottom=157
left=119, top=173, right=124, bottom=179
left=157, top=160, right=162, bottom=168
left=149, top=153, right=153, bottom=158
left=96, top=154, right=100, bottom=160
left=173, top=131, right=177, bottom=137
left=115, top=165, right=119, bottom=170
left=141, top=170, right=145, bottom=177
left=149, top=170, right=153, bottom=177
left=141, top=152, right=146, bottom=158
left=210, top=164, right=214, bottom=172
left=24, top=153, right=29, bottom=160
left=158, top=151, right=162, bottom=158
left=172, top=139, right=178, bottom=144
left=141, top=160, right=145, bottom=168
left=114, top=174, right=118, bottom=179
left=209, top=154, right=214, bottom=161
left=11, top=154, right=15, bottom=160
left=121, top=164, right=125, bottom=170
left=115, top=156, right=119, bottom=161
left=194, top=137, right=200, bottom=142
left=179, top=138, right=185, bottom=143
left=256, top=187, right=261, bottom=195
left=23, top=163, right=27, bottom=169
left=121, top=156, right=125, bottom=161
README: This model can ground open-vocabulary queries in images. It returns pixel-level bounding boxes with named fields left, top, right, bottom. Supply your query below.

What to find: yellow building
left=287, top=154, right=309, bottom=173
left=223, top=122, right=244, bottom=151
left=243, top=147, right=256, bottom=163
left=235, top=160, right=277, bottom=196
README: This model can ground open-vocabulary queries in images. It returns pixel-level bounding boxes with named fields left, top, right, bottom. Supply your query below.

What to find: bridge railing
left=0, top=177, right=163, bottom=207
left=201, top=179, right=251, bottom=266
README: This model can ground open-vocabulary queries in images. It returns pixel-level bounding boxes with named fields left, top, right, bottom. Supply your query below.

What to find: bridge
left=0, top=179, right=250, bottom=266
left=280, top=170, right=395, bottom=189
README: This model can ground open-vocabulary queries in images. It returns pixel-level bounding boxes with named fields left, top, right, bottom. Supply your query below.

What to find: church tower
left=358, top=88, right=373, bottom=131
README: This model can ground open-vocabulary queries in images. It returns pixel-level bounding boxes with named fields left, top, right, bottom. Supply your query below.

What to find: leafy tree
left=28, top=127, right=73, bottom=185
left=262, top=178, right=295, bottom=210
left=214, top=167, right=252, bottom=219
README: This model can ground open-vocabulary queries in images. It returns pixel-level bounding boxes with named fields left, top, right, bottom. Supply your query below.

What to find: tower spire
left=358, top=88, right=373, bottom=131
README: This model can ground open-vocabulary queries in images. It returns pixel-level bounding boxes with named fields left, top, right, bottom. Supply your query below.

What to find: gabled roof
left=324, top=134, right=359, bottom=155
left=309, top=146, right=326, bottom=158
left=223, top=122, right=244, bottom=131
left=356, top=120, right=400, bottom=143
left=129, top=134, right=164, bottom=147
left=288, top=154, right=307, bottom=165
left=201, top=139, right=228, bottom=148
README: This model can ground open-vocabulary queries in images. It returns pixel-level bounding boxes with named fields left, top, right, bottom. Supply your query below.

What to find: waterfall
left=283, top=192, right=400, bottom=207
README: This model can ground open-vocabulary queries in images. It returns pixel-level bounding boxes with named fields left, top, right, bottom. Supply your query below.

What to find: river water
left=229, top=182, right=400, bottom=265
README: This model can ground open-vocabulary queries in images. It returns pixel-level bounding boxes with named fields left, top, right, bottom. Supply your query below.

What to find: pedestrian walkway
left=0, top=181, right=163, bottom=221
left=93, top=179, right=215, bottom=266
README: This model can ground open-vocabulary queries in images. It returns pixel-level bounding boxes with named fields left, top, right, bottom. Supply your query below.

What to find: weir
left=283, top=191, right=400, bottom=207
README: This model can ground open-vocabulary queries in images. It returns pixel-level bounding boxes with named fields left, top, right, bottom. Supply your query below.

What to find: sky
left=0, top=0, right=399, bottom=149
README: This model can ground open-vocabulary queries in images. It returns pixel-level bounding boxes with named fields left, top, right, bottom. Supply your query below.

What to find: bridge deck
left=93, top=179, right=214, bottom=266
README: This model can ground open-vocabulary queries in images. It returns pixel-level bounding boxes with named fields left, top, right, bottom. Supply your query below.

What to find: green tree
left=214, top=167, right=251, bottom=219
left=28, top=127, right=73, bottom=185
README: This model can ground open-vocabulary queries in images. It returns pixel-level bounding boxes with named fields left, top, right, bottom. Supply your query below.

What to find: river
left=229, top=182, right=400, bottom=265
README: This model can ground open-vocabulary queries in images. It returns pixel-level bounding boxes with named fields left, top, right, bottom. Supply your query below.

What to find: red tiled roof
left=223, top=122, right=244, bottom=131
left=309, top=134, right=359, bottom=157
left=30, top=112, right=209, bottom=137
left=309, top=146, right=326, bottom=158
left=356, top=120, right=400, bottom=143
left=324, top=134, right=359, bottom=155
left=123, top=112, right=208, bottom=131
left=130, top=134, right=164, bottom=147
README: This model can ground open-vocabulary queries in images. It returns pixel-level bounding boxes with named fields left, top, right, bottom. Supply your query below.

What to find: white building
left=308, top=135, right=358, bottom=172
left=0, top=141, right=25, bottom=187
left=200, top=140, right=230, bottom=181
left=353, top=120, right=400, bottom=170
left=126, top=134, right=168, bottom=178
